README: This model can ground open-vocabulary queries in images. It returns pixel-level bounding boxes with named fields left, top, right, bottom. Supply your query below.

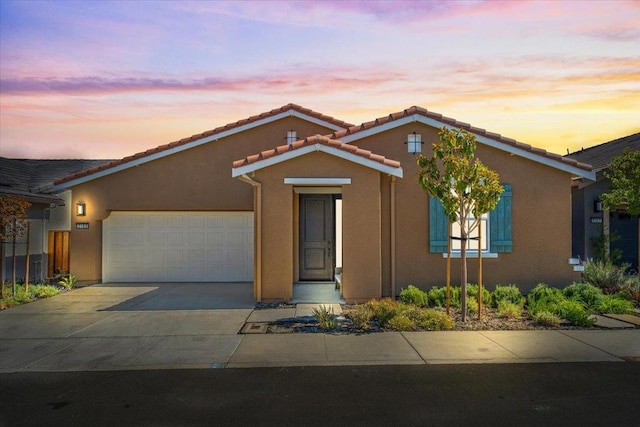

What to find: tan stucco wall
left=252, top=152, right=382, bottom=302
left=67, top=117, right=335, bottom=282
left=350, top=123, right=579, bottom=294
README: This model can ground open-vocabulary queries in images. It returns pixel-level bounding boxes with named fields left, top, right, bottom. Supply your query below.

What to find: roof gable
left=330, top=106, right=595, bottom=180
left=52, top=104, right=352, bottom=191
left=232, top=135, right=403, bottom=178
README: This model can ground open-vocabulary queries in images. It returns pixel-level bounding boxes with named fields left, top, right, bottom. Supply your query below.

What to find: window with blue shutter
left=429, top=196, right=448, bottom=253
left=490, top=184, right=512, bottom=253
left=429, top=184, right=512, bottom=254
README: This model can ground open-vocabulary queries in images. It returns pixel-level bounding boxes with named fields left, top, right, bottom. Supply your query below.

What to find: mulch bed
left=252, top=303, right=620, bottom=334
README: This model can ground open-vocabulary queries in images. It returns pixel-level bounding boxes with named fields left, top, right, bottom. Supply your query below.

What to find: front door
left=299, top=194, right=334, bottom=281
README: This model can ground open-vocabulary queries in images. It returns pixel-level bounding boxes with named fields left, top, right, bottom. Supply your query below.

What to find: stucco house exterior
left=566, top=133, right=640, bottom=272
left=15, top=104, right=595, bottom=301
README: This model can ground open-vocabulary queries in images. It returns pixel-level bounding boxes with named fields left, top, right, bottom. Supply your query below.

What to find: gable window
left=429, top=184, right=512, bottom=257
left=286, top=130, right=297, bottom=145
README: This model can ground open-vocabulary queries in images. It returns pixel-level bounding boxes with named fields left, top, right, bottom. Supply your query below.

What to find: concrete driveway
left=0, top=283, right=255, bottom=372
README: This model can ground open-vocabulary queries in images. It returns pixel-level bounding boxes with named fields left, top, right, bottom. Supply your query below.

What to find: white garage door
left=103, top=212, right=253, bottom=282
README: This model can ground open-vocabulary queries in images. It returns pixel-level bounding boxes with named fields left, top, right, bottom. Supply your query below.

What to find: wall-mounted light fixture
left=286, top=130, right=297, bottom=145
left=593, top=199, right=603, bottom=213
left=405, top=131, right=423, bottom=154
left=76, top=201, right=86, bottom=216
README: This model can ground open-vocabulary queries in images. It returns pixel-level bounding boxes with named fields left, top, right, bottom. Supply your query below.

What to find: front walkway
left=1, top=283, right=638, bottom=372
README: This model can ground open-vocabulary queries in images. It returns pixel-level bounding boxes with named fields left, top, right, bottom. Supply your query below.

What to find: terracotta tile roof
left=329, top=106, right=593, bottom=173
left=54, top=104, right=353, bottom=186
left=232, top=134, right=401, bottom=169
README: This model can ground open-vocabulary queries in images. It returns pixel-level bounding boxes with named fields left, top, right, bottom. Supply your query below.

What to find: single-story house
left=10, top=104, right=595, bottom=301
left=565, top=133, right=640, bottom=272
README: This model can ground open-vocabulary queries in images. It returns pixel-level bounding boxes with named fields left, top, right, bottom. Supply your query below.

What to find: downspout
left=239, top=174, right=262, bottom=302
left=390, top=176, right=397, bottom=299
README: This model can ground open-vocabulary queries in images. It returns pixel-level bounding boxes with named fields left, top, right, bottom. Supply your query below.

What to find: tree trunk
left=461, top=230, right=468, bottom=322
left=25, top=221, right=31, bottom=293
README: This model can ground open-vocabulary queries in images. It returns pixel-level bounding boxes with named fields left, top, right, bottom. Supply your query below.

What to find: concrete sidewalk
left=1, top=284, right=639, bottom=372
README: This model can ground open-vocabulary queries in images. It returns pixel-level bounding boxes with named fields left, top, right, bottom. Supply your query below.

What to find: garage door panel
left=103, top=212, right=253, bottom=282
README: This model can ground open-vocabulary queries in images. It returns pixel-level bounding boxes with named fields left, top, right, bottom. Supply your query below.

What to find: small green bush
left=595, top=295, right=635, bottom=315
left=399, top=285, right=428, bottom=307
left=563, top=283, right=604, bottom=310
left=385, top=314, right=415, bottom=331
left=58, top=274, right=76, bottom=291
left=533, top=310, right=561, bottom=327
left=582, top=261, right=631, bottom=294
left=32, top=285, right=61, bottom=299
left=497, top=301, right=522, bottom=319
left=623, top=276, right=640, bottom=305
left=558, top=300, right=595, bottom=327
left=349, top=304, right=374, bottom=329
left=365, top=298, right=404, bottom=328
left=411, top=308, right=454, bottom=330
left=467, top=298, right=478, bottom=314
left=427, top=286, right=461, bottom=308
left=466, top=284, right=491, bottom=306
left=312, top=305, right=337, bottom=331
left=491, top=284, right=524, bottom=308
left=527, top=283, right=565, bottom=315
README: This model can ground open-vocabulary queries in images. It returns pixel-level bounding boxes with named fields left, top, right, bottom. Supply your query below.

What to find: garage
left=102, top=212, right=253, bottom=282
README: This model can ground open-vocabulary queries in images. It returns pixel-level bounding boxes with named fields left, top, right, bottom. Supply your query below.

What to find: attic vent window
left=405, top=131, right=423, bottom=154
left=286, top=130, right=297, bottom=145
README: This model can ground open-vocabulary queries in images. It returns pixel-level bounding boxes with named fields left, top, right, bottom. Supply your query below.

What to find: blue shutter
left=429, top=196, right=448, bottom=253
left=490, top=184, right=512, bottom=253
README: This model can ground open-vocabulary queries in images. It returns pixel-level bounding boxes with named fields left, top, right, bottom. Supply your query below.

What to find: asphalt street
left=1, top=362, right=639, bottom=427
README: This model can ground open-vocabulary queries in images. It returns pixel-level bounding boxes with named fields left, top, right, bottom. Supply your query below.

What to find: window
left=450, top=213, right=488, bottom=252
left=286, top=130, right=297, bottom=145
left=429, top=184, right=512, bottom=255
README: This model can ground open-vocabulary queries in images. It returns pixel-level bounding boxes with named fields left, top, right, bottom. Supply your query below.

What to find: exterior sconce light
left=76, top=201, right=86, bottom=216
left=286, top=130, right=297, bottom=145
left=593, top=199, right=603, bottom=213
left=405, top=131, right=423, bottom=154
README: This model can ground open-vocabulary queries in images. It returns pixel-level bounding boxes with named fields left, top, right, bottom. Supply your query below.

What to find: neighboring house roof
left=329, top=106, right=595, bottom=180
left=52, top=104, right=352, bottom=190
left=565, top=132, right=640, bottom=173
left=232, top=134, right=403, bottom=178
left=0, top=157, right=112, bottom=204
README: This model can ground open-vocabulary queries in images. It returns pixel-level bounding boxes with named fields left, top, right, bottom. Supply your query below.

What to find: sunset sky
left=1, top=0, right=638, bottom=160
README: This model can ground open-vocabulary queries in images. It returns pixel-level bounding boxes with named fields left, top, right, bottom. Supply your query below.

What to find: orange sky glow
left=1, top=0, right=638, bottom=160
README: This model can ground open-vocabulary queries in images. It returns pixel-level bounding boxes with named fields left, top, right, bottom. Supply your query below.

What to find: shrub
left=365, top=298, right=404, bottom=328
left=623, top=276, right=640, bottom=305
left=527, top=283, right=565, bottom=315
left=312, top=305, right=337, bottom=331
left=595, top=295, right=635, bottom=315
left=491, top=284, right=524, bottom=308
left=533, top=310, right=561, bottom=327
left=349, top=304, right=374, bottom=329
left=32, top=285, right=61, bottom=299
left=58, top=274, right=77, bottom=291
left=562, top=283, right=604, bottom=310
left=557, top=300, right=595, bottom=327
left=411, top=308, right=454, bottom=330
left=467, top=298, right=478, bottom=314
left=466, top=284, right=491, bottom=306
left=427, top=286, right=461, bottom=308
left=385, top=314, right=416, bottom=331
left=497, top=301, right=522, bottom=319
left=399, top=285, right=428, bottom=307
left=582, top=261, right=631, bottom=294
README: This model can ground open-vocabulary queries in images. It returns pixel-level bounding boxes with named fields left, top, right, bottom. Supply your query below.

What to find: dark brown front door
left=47, top=230, right=69, bottom=277
left=299, top=194, right=334, bottom=281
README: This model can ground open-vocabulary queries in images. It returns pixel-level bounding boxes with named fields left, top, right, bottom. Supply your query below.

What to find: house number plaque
left=76, top=222, right=90, bottom=229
